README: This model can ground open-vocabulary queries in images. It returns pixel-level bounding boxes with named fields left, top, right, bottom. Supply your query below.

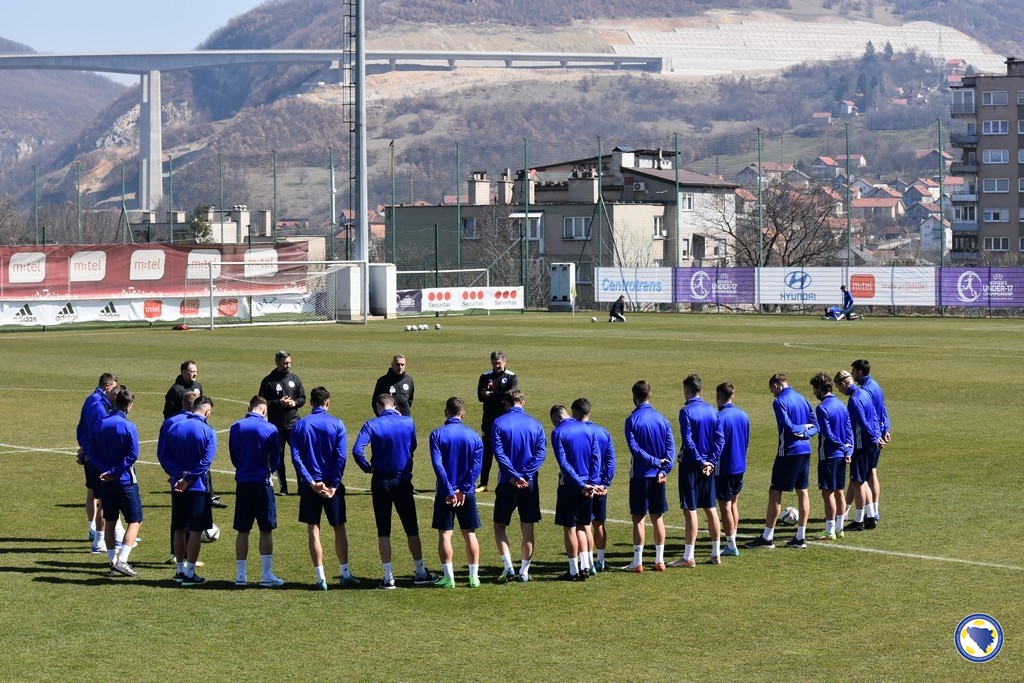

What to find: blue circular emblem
left=955, top=614, right=1003, bottom=663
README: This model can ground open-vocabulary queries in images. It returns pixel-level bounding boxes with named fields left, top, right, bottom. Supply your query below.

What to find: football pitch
left=0, top=312, right=1019, bottom=681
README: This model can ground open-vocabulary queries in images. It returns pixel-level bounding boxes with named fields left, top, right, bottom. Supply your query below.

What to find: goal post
left=182, top=259, right=369, bottom=329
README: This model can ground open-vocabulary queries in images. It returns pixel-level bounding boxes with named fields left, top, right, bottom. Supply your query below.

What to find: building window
left=1020, top=208, right=1024, bottom=222
left=712, top=239, right=726, bottom=257
left=953, top=235, right=977, bottom=252
left=982, top=178, right=1009, bottom=193
left=982, top=120, right=1009, bottom=135
left=1020, top=178, right=1024, bottom=192
left=983, top=237, right=1009, bottom=251
left=680, top=238, right=690, bottom=257
left=1019, top=120, right=1024, bottom=134
left=983, top=209, right=1008, bottom=222
left=982, top=149, right=1009, bottom=163
left=576, top=261, right=594, bottom=285
left=1019, top=237, right=1024, bottom=251
left=982, top=91, right=1009, bottom=106
left=508, top=213, right=542, bottom=241
left=653, top=216, right=667, bottom=239
left=1019, top=91, right=1024, bottom=105
left=462, top=217, right=478, bottom=240
left=562, top=216, right=591, bottom=240
left=679, top=193, right=695, bottom=211
left=955, top=205, right=976, bottom=221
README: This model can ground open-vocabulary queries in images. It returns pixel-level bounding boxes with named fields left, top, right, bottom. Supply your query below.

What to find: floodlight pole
left=355, top=0, right=369, bottom=323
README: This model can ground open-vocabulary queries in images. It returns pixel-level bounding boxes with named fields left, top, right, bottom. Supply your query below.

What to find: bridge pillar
left=138, top=70, right=163, bottom=211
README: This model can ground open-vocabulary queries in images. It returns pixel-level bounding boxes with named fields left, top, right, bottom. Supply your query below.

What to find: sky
left=2, top=1, right=269, bottom=84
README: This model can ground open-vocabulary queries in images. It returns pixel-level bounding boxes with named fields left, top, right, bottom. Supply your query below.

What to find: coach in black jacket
left=371, top=354, right=415, bottom=416
left=258, top=350, right=306, bottom=495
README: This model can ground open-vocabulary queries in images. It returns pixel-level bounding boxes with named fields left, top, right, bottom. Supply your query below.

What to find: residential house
left=836, top=153, right=868, bottom=168
left=915, top=149, right=955, bottom=172
left=735, top=161, right=796, bottom=185
left=905, top=201, right=942, bottom=223
left=811, top=156, right=843, bottom=179
left=810, top=112, right=833, bottom=127
left=839, top=100, right=859, bottom=115
left=850, top=178, right=875, bottom=196
left=782, top=168, right=812, bottom=188
left=735, top=187, right=757, bottom=215
left=919, top=216, right=952, bottom=256
left=852, top=196, right=905, bottom=222
left=815, top=186, right=846, bottom=217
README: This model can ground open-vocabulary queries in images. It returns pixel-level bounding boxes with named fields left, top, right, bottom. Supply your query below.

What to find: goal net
left=182, top=259, right=368, bottom=329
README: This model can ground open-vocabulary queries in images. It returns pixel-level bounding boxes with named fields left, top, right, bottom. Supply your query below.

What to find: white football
left=779, top=506, right=799, bottom=526
left=434, top=323, right=441, bottom=330
left=403, top=325, right=411, bottom=332
left=591, top=317, right=597, bottom=323
left=201, top=523, right=220, bottom=543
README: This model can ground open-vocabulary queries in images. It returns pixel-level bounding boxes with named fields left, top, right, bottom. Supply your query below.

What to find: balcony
left=951, top=250, right=979, bottom=261
left=950, top=192, right=978, bottom=202
left=950, top=161, right=978, bottom=174
left=949, top=132, right=978, bottom=146
left=949, top=103, right=976, bottom=117
left=951, top=220, right=979, bottom=233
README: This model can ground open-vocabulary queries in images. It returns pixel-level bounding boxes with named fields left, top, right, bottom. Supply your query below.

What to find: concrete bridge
left=0, top=50, right=662, bottom=210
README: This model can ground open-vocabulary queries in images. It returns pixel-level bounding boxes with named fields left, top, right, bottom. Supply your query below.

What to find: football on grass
left=201, top=524, right=220, bottom=542
left=779, top=506, right=799, bottom=526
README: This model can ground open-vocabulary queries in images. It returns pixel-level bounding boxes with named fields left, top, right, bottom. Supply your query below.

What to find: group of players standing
left=74, top=347, right=889, bottom=588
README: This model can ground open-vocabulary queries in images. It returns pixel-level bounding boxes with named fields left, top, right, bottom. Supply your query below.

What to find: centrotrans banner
left=595, top=267, right=674, bottom=303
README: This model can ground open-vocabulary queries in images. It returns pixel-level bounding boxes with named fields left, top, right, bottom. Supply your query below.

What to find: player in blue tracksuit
left=672, top=374, right=724, bottom=568
left=291, top=386, right=355, bottom=590
left=161, top=397, right=217, bottom=586
left=574, top=398, right=615, bottom=573
left=549, top=405, right=600, bottom=581
left=89, top=388, right=142, bottom=578
left=623, top=380, right=675, bottom=572
left=851, top=359, right=891, bottom=523
left=840, top=284, right=855, bottom=319
left=157, top=388, right=201, bottom=564
left=835, top=371, right=882, bottom=532
left=353, top=393, right=436, bottom=589
left=491, top=389, right=546, bottom=583
left=76, top=373, right=117, bottom=551
left=746, top=373, right=819, bottom=549
left=810, top=373, right=853, bottom=540
left=715, top=382, right=749, bottom=557
left=429, top=396, right=484, bottom=588
left=229, top=395, right=284, bottom=588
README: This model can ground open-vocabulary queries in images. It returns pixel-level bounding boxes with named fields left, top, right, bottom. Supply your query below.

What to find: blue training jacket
left=230, top=412, right=282, bottom=484
left=77, top=388, right=111, bottom=455
left=429, top=416, right=483, bottom=497
left=815, top=394, right=854, bottom=460
left=161, top=413, right=217, bottom=493
left=858, top=375, right=891, bottom=435
left=716, top=403, right=750, bottom=475
left=773, top=386, right=819, bottom=457
left=291, top=406, right=347, bottom=488
left=845, top=385, right=881, bottom=451
left=492, top=406, right=546, bottom=485
left=352, top=408, right=417, bottom=479
left=581, top=420, right=616, bottom=487
left=89, top=411, right=140, bottom=485
left=679, top=396, right=723, bottom=467
left=551, top=417, right=600, bottom=490
left=625, top=402, right=676, bottom=478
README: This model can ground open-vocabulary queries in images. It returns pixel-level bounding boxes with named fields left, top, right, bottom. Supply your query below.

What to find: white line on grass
left=7, top=442, right=1022, bottom=573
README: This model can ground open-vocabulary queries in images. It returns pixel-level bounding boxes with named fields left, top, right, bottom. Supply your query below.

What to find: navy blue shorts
left=817, top=458, right=847, bottom=491
left=234, top=482, right=278, bottom=533
left=554, top=484, right=594, bottom=527
left=628, top=477, right=668, bottom=516
left=171, top=491, right=214, bottom=532
left=679, top=462, right=716, bottom=510
left=370, top=475, right=419, bottom=538
left=83, top=461, right=101, bottom=495
left=591, top=493, right=608, bottom=523
left=849, top=448, right=871, bottom=484
left=493, top=480, right=541, bottom=525
left=431, top=493, right=481, bottom=531
left=101, top=482, right=143, bottom=524
left=298, top=481, right=347, bottom=527
left=715, top=473, right=744, bottom=501
left=770, top=455, right=810, bottom=492
left=867, top=444, right=881, bottom=469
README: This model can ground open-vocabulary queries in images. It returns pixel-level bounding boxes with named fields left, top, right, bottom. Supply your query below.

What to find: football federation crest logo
left=955, top=614, right=1003, bottom=662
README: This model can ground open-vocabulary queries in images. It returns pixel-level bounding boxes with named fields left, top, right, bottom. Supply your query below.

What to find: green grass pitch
left=0, top=312, right=1019, bottom=681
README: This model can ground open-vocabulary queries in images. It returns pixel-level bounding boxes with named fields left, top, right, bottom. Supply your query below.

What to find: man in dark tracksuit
left=259, top=350, right=306, bottom=495
left=475, top=350, right=518, bottom=492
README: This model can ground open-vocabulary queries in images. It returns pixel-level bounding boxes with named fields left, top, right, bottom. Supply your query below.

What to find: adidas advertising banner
left=1, top=297, right=250, bottom=327
left=419, top=287, right=524, bottom=312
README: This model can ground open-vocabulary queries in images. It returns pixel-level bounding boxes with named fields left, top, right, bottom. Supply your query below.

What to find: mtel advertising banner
left=674, top=267, right=755, bottom=304
left=757, top=267, right=936, bottom=306
left=939, top=268, right=1024, bottom=307
left=0, top=243, right=309, bottom=300
left=595, top=267, right=674, bottom=303
left=420, top=287, right=524, bottom=312
left=0, top=296, right=249, bottom=327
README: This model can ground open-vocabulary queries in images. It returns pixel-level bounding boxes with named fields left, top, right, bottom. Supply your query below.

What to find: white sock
left=580, top=552, right=590, bottom=571
left=468, top=563, right=479, bottom=580
left=855, top=508, right=865, bottom=523
left=520, top=559, right=531, bottom=577
left=796, top=526, right=806, bottom=541
left=501, top=553, right=514, bottom=572
left=176, top=561, right=185, bottom=574
left=567, top=557, right=578, bottom=575
left=596, top=549, right=606, bottom=563
left=414, top=558, right=426, bottom=575
left=314, top=565, right=326, bottom=582
left=184, top=561, right=196, bottom=578
left=442, top=562, right=454, bottom=580
left=711, top=540, right=720, bottom=557
left=89, top=520, right=97, bottom=532
left=107, top=548, right=117, bottom=563
left=874, top=502, right=880, bottom=518
left=383, top=562, right=394, bottom=582
left=866, top=503, right=876, bottom=518
left=339, top=562, right=352, bottom=579
left=683, top=544, right=694, bottom=562
left=632, top=544, right=643, bottom=565
left=845, top=503, right=853, bottom=518
left=114, top=521, right=126, bottom=543
left=118, top=543, right=132, bottom=563
left=654, top=544, right=664, bottom=564
left=763, top=526, right=775, bottom=542
left=727, top=534, right=737, bottom=550
left=261, top=555, right=273, bottom=578
left=236, top=559, right=247, bottom=581
left=836, top=513, right=846, bottom=528
left=825, top=519, right=835, bottom=535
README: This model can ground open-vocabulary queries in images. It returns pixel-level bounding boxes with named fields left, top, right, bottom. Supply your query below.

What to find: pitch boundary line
left=6, top=443, right=1020, bottom=573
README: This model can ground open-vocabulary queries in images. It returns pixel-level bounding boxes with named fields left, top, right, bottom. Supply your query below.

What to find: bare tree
left=0, top=196, right=32, bottom=245
left=462, top=204, right=550, bottom=309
